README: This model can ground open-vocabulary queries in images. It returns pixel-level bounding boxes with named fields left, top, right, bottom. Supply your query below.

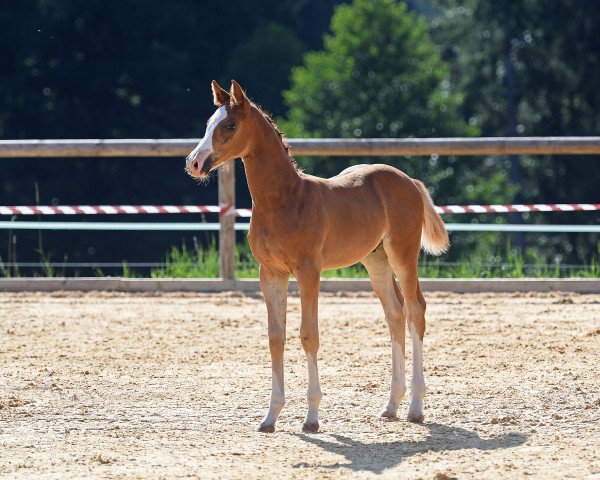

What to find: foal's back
left=320, top=163, right=424, bottom=230
left=302, top=164, right=425, bottom=270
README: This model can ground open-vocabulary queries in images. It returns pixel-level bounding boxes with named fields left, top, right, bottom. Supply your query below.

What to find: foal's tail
left=413, top=180, right=450, bottom=256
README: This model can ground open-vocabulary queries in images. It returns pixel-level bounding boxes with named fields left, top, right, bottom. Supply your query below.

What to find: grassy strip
left=1, top=241, right=597, bottom=279
left=146, top=242, right=599, bottom=279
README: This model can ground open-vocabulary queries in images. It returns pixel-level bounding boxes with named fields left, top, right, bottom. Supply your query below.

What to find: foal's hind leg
left=362, top=245, right=407, bottom=418
left=383, top=238, right=427, bottom=423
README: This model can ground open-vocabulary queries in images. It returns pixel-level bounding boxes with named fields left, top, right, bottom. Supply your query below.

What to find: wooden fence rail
left=1, top=137, right=599, bottom=280
left=0, top=137, right=600, bottom=158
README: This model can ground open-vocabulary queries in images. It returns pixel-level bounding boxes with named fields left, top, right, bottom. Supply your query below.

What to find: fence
left=1, top=137, right=599, bottom=279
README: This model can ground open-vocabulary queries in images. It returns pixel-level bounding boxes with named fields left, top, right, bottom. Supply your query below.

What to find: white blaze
left=186, top=106, right=228, bottom=171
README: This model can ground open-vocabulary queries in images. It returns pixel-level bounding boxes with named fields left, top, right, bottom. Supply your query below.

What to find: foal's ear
left=211, top=80, right=230, bottom=106
left=230, top=79, right=248, bottom=110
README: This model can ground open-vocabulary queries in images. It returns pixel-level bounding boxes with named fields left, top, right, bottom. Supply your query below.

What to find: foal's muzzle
left=186, top=151, right=215, bottom=178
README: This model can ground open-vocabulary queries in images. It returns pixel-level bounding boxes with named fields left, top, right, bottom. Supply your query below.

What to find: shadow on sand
left=291, top=422, right=527, bottom=474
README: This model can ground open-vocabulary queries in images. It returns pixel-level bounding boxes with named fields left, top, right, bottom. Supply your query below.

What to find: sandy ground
left=0, top=290, right=599, bottom=479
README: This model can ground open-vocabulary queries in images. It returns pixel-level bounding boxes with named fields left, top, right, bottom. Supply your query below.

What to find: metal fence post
left=218, top=164, right=236, bottom=280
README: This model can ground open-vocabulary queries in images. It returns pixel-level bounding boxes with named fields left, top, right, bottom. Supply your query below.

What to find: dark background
left=1, top=0, right=598, bottom=273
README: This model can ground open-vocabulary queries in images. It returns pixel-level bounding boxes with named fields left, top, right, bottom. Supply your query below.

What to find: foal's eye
left=226, top=123, right=236, bottom=131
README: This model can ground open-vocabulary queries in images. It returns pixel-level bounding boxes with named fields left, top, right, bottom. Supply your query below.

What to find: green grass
left=150, top=240, right=260, bottom=279
left=417, top=258, right=599, bottom=279
left=0, top=258, right=14, bottom=277
left=37, top=250, right=55, bottom=278
left=150, top=242, right=220, bottom=278
left=146, top=241, right=599, bottom=279
left=1, top=241, right=598, bottom=279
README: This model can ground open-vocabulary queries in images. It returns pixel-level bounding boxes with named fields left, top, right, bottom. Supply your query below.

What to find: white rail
left=1, top=221, right=598, bottom=233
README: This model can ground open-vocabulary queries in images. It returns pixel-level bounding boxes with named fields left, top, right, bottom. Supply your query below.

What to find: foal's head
left=186, top=80, right=253, bottom=178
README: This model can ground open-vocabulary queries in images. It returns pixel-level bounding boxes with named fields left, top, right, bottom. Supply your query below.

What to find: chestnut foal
left=186, top=80, right=449, bottom=433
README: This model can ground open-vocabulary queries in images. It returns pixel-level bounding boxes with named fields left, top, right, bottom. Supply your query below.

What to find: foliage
left=151, top=242, right=220, bottom=278
left=1, top=0, right=599, bottom=271
left=38, top=251, right=55, bottom=277
left=150, top=240, right=260, bottom=279
left=228, top=23, right=305, bottom=115
left=121, top=261, right=136, bottom=279
left=280, top=0, right=515, bottom=260
left=0, top=0, right=330, bottom=139
left=430, top=0, right=600, bottom=264
left=282, top=0, right=477, bottom=148
left=0, top=0, right=339, bottom=268
left=1, top=237, right=597, bottom=278
left=147, top=238, right=599, bottom=279
left=0, top=258, right=15, bottom=278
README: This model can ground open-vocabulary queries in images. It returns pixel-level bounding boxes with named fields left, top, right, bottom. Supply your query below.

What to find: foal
left=186, top=80, right=449, bottom=433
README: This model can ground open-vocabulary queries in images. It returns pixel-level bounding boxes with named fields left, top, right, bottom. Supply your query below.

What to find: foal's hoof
left=407, top=412, right=425, bottom=424
left=257, top=423, right=275, bottom=433
left=302, top=422, right=320, bottom=433
left=381, top=409, right=399, bottom=420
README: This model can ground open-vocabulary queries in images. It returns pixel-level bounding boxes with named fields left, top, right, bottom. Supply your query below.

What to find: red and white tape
left=0, top=203, right=598, bottom=217
left=0, top=204, right=239, bottom=217
left=434, top=203, right=600, bottom=214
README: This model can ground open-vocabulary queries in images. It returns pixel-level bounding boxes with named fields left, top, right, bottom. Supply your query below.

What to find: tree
left=227, top=23, right=305, bottom=116
left=280, top=0, right=483, bottom=184
left=431, top=0, right=600, bottom=264
left=280, top=0, right=518, bottom=261
left=0, top=0, right=338, bottom=270
left=283, top=0, right=474, bottom=142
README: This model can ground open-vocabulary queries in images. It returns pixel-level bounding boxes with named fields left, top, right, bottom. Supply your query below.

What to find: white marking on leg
left=262, top=372, right=285, bottom=427
left=381, top=273, right=406, bottom=417
left=408, top=322, right=426, bottom=420
left=384, top=339, right=406, bottom=416
left=305, top=353, right=322, bottom=426
left=258, top=275, right=288, bottom=432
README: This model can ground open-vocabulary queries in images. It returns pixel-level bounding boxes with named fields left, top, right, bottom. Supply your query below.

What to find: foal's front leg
left=258, top=267, right=289, bottom=433
left=296, top=267, right=322, bottom=432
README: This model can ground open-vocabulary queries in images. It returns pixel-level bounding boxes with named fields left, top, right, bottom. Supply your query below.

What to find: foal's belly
left=319, top=177, right=388, bottom=270
left=320, top=220, right=385, bottom=270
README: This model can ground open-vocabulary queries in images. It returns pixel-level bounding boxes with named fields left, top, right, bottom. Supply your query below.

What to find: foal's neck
left=242, top=108, right=301, bottom=209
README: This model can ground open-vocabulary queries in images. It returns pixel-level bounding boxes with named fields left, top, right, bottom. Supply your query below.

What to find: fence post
left=218, top=164, right=236, bottom=280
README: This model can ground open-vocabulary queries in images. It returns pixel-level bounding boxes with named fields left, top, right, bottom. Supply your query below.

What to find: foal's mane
left=254, top=104, right=298, bottom=169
